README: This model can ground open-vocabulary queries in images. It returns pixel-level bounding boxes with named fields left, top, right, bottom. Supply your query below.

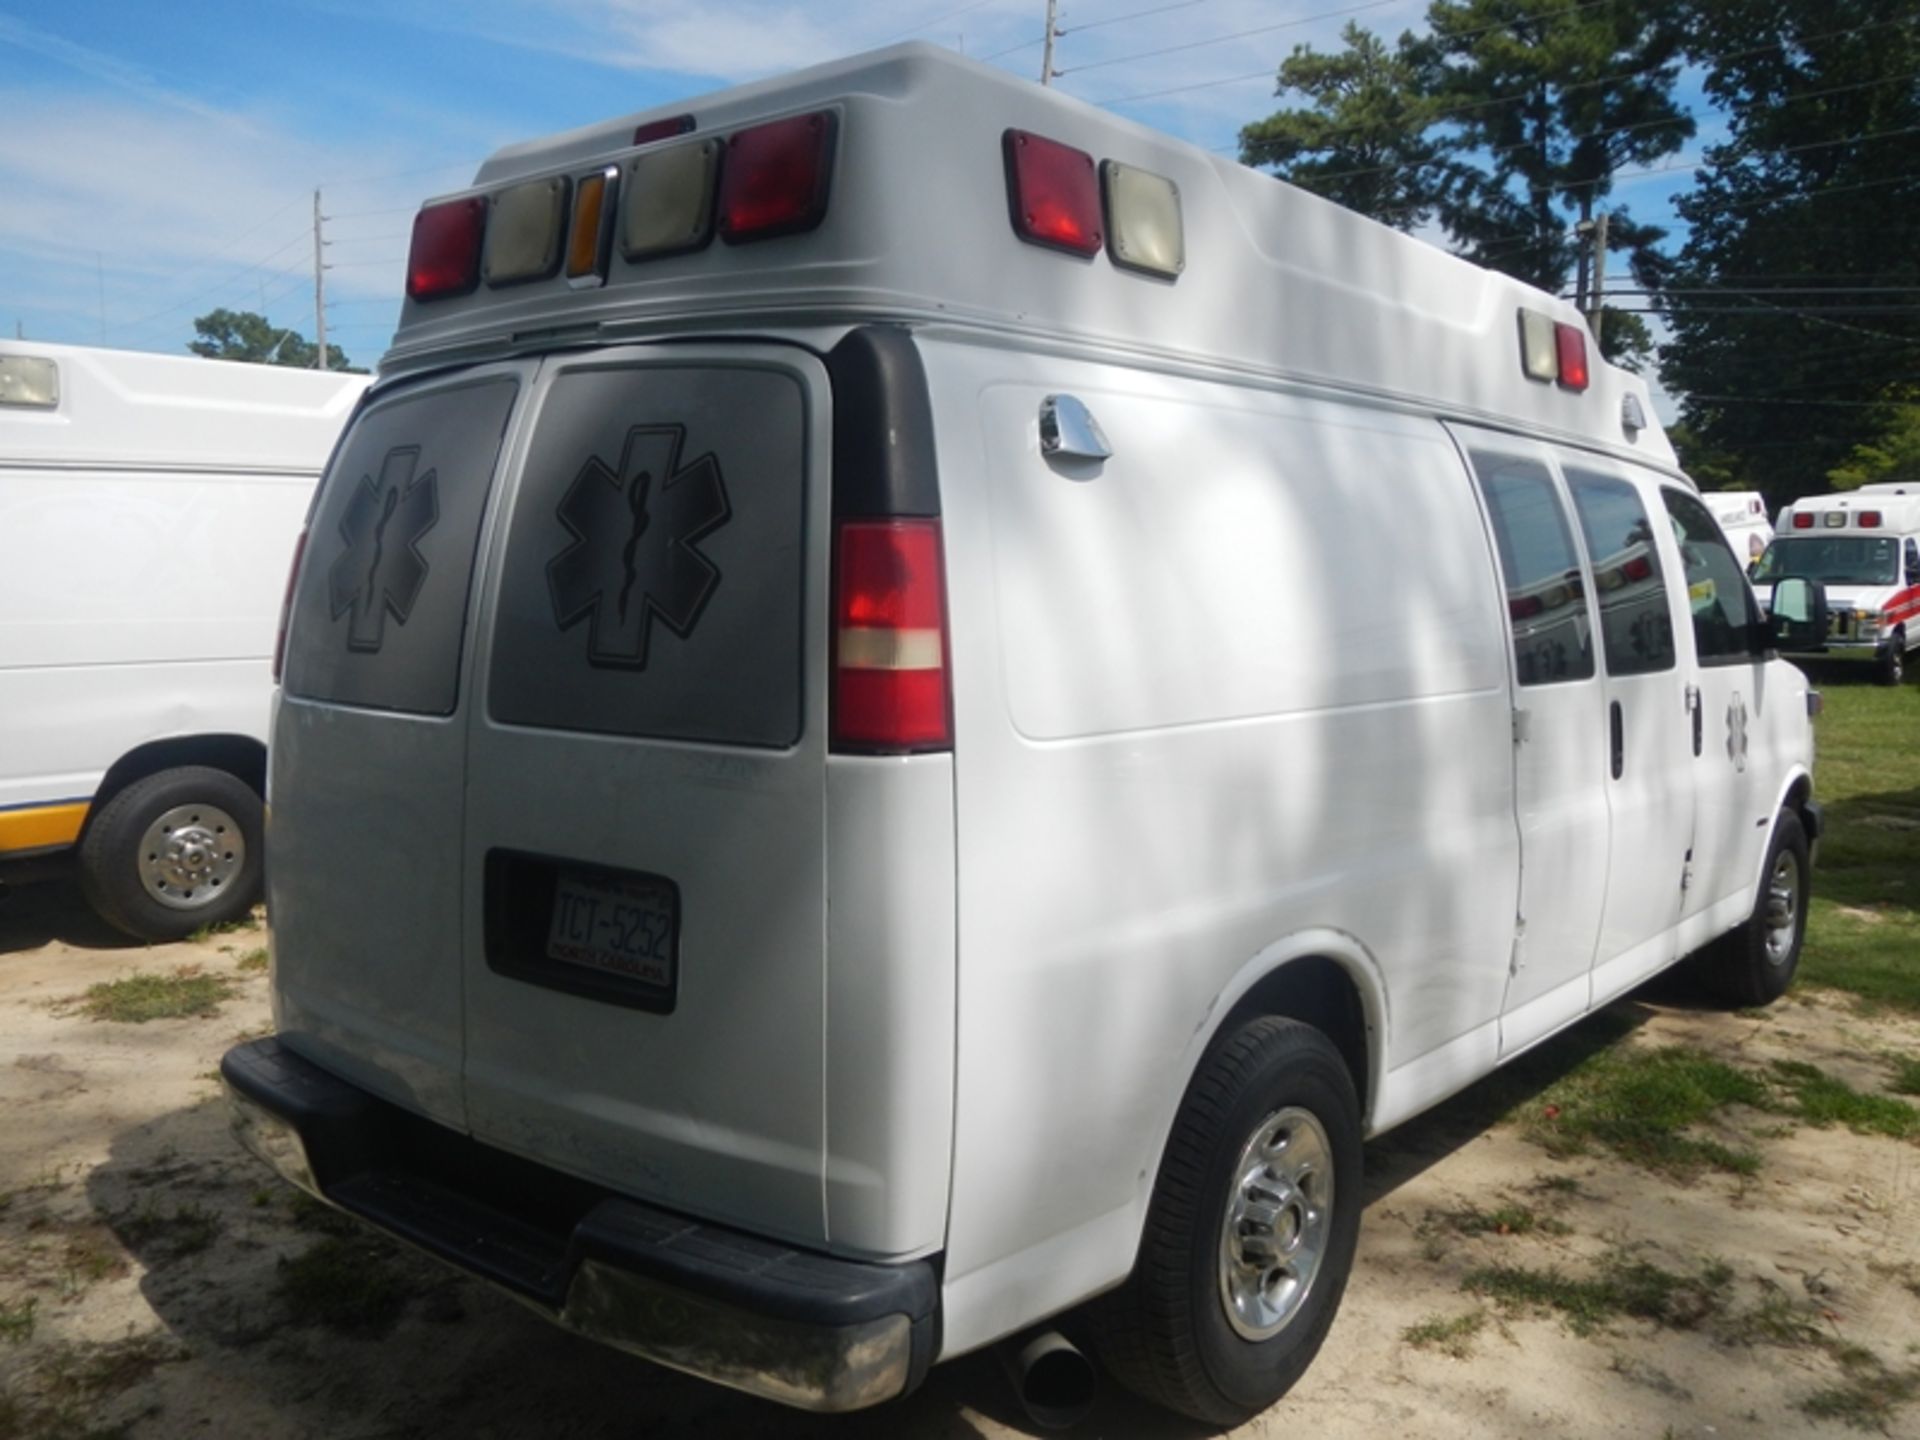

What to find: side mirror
left=1767, top=577, right=1828, bottom=652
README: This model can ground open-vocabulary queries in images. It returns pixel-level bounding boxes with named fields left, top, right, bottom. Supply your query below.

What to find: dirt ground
left=3, top=877, right=1919, bottom=1440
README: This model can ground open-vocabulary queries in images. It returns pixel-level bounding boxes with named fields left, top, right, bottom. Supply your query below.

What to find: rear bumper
left=221, top=1037, right=938, bottom=1412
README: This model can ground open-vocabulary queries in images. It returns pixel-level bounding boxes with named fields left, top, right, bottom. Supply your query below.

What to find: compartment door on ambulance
left=1657, top=485, right=1773, bottom=947
left=1458, top=437, right=1610, bottom=1057
left=457, top=344, right=834, bottom=1248
left=1562, top=465, right=1696, bottom=1003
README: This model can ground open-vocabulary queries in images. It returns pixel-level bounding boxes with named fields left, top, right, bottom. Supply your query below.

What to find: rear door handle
left=1610, top=700, right=1624, bottom=780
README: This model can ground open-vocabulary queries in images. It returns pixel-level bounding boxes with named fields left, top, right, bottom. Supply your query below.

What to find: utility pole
left=1587, top=211, right=1609, bottom=349
left=312, top=189, right=329, bottom=370
left=1039, top=0, right=1059, bottom=86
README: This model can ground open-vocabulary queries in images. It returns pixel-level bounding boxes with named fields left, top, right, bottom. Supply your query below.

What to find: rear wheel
left=1092, top=1017, right=1362, bottom=1426
left=1697, top=809, right=1809, bottom=1008
left=76, top=766, right=263, bottom=941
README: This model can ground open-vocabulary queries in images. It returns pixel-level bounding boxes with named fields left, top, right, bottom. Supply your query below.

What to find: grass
left=1799, top=1350, right=1920, bottom=1432
left=117, top=1202, right=222, bottom=1259
left=1464, top=1250, right=1733, bottom=1337
left=1797, top=678, right=1920, bottom=1012
left=1518, top=1044, right=1767, bottom=1178
left=1767, top=1060, right=1920, bottom=1139
left=276, top=1236, right=408, bottom=1334
left=78, top=967, right=233, bottom=1023
left=1887, top=1055, right=1920, bottom=1097
left=0, top=1297, right=36, bottom=1343
left=234, top=947, right=269, bottom=974
left=1428, top=1202, right=1569, bottom=1238
left=186, top=912, right=260, bottom=942
left=1402, top=1310, right=1486, bottom=1358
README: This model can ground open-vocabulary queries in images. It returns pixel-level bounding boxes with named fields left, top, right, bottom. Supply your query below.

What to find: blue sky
left=0, top=0, right=1710, bottom=374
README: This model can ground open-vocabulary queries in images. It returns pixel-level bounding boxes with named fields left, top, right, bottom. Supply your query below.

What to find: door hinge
left=1680, top=846, right=1694, bottom=893
left=1510, top=914, right=1526, bottom=975
left=1511, top=707, right=1531, bottom=745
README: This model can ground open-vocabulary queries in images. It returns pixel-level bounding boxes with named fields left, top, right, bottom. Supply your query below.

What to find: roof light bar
left=633, top=114, right=696, bottom=146
left=622, top=138, right=721, bottom=261
left=717, top=111, right=836, bottom=244
left=1102, top=159, right=1184, bottom=278
left=483, top=177, right=568, bottom=288
left=407, top=197, right=487, bottom=301
left=566, top=167, right=619, bottom=286
left=1003, top=130, right=1101, bottom=257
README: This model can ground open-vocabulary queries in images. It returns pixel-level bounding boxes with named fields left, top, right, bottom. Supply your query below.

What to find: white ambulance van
left=0, top=342, right=366, bottom=938
left=1755, top=488, right=1920, bottom=684
left=222, top=45, right=1826, bottom=1425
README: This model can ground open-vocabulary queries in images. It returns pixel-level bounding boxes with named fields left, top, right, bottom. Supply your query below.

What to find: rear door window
left=283, top=374, right=519, bottom=715
left=1566, top=469, right=1676, bottom=676
left=486, top=360, right=807, bottom=748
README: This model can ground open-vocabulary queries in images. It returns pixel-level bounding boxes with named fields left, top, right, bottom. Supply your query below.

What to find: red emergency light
left=717, top=112, right=836, bottom=244
left=407, top=197, right=487, bottom=301
left=1003, top=130, right=1102, bottom=257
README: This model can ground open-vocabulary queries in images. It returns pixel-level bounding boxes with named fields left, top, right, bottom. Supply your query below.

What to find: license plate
left=545, top=870, right=677, bottom=988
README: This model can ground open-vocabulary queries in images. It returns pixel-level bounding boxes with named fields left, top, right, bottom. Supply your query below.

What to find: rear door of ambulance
left=273, top=343, right=836, bottom=1246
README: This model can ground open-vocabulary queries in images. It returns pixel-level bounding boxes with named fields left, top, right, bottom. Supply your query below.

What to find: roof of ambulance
left=0, top=340, right=367, bottom=472
left=386, top=41, right=1671, bottom=470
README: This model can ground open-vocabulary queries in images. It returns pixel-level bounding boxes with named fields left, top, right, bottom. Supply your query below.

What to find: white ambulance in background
left=1705, top=490, right=1773, bottom=569
left=0, top=343, right=366, bottom=937
left=220, top=45, right=1826, bottom=1428
left=1755, top=487, right=1920, bottom=684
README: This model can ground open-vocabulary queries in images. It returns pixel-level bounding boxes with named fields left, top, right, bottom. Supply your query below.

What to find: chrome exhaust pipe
left=997, top=1328, right=1096, bottom=1430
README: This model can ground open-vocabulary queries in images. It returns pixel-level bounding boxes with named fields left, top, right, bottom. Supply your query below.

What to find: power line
left=1065, top=0, right=1229, bottom=36
left=1056, top=0, right=1409, bottom=77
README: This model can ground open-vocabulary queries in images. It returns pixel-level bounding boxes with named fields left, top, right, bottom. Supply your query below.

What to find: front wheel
left=1877, top=634, right=1906, bottom=686
left=76, top=766, right=264, bottom=941
left=1092, top=1017, right=1362, bottom=1427
left=1698, top=809, right=1810, bottom=1008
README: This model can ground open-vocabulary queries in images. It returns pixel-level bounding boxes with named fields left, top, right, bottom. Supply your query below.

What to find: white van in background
left=1705, top=490, right=1773, bottom=570
left=221, top=45, right=1824, bottom=1427
left=1755, top=489, right=1920, bottom=684
left=0, top=342, right=366, bottom=938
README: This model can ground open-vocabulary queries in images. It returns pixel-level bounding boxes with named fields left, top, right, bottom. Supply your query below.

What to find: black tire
left=1878, top=635, right=1906, bottom=686
left=1697, top=810, right=1810, bottom=1008
left=1091, top=1017, right=1362, bottom=1427
left=76, top=766, right=264, bottom=942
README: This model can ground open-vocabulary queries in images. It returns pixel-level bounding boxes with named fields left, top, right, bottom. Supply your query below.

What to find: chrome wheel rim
left=1764, top=847, right=1801, bottom=965
left=1217, top=1106, right=1334, bottom=1341
left=138, top=804, right=245, bottom=911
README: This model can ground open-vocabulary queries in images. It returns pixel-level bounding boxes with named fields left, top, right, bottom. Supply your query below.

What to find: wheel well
left=1222, top=956, right=1372, bottom=1118
left=1785, top=772, right=1814, bottom=838
left=84, top=736, right=267, bottom=835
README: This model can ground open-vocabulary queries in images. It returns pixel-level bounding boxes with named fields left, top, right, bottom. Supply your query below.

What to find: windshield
left=1752, top=535, right=1899, bottom=587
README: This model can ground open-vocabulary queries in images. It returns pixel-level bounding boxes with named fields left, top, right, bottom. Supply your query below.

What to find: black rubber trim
left=826, top=327, right=939, bottom=519
left=221, top=1037, right=938, bottom=1376
left=1802, top=797, right=1824, bottom=843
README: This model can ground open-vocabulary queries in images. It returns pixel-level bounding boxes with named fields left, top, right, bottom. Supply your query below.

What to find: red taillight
left=1554, top=321, right=1589, bottom=391
left=407, top=197, right=487, bottom=301
left=717, top=111, right=835, bottom=243
left=272, top=527, right=308, bottom=684
left=1859, top=510, right=1882, bottom=528
left=1003, top=129, right=1102, bottom=257
left=1793, top=513, right=1815, bottom=529
left=833, top=519, right=951, bottom=752
left=633, top=114, right=695, bottom=146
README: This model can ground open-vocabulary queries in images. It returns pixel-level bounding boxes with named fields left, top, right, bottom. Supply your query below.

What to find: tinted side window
left=285, top=376, right=519, bottom=715
left=488, top=363, right=806, bottom=748
left=1662, top=488, right=1759, bottom=665
left=1469, top=451, right=1594, bottom=685
left=1566, top=469, right=1675, bottom=676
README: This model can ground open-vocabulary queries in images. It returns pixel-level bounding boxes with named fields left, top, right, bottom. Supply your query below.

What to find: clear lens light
left=1102, top=161, right=1184, bottom=278
left=1518, top=310, right=1557, bottom=381
left=0, top=355, right=59, bottom=408
left=622, top=139, right=720, bottom=260
left=484, top=177, right=568, bottom=286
